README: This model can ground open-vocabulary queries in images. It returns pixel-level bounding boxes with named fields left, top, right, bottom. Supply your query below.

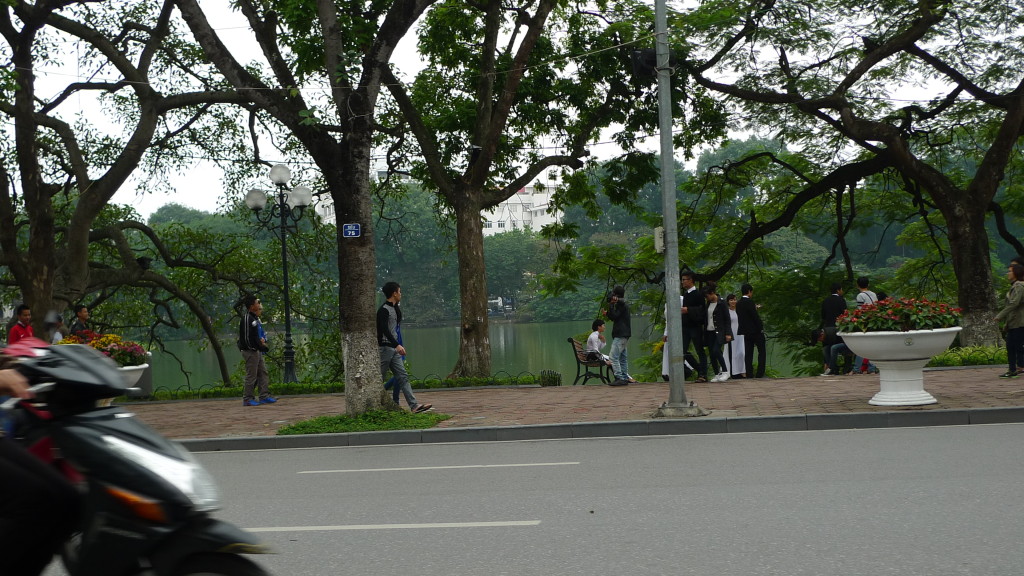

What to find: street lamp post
left=245, top=163, right=313, bottom=383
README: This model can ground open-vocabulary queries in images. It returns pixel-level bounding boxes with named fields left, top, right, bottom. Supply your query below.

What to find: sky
left=108, top=5, right=425, bottom=219
left=55, top=3, right=661, bottom=220
left=107, top=5, right=666, bottom=220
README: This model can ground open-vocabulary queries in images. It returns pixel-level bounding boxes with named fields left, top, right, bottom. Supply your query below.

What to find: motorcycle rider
left=0, top=366, right=80, bottom=576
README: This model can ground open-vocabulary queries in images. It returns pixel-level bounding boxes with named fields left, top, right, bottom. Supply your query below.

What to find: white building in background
left=316, top=198, right=336, bottom=224
left=482, top=184, right=560, bottom=237
left=315, top=178, right=561, bottom=236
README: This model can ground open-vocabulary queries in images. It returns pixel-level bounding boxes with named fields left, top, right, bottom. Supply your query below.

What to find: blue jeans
left=610, top=337, right=629, bottom=381
left=828, top=342, right=852, bottom=373
left=380, top=347, right=417, bottom=408
left=852, top=354, right=877, bottom=373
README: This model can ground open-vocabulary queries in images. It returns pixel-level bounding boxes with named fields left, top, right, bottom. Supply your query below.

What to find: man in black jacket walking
left=680, top=271, right=708, bottom=382
left=737, top=283, right=766, bottom=378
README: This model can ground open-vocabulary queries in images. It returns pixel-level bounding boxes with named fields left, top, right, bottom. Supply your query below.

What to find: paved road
left=177, top=423, right=1024, bottom=576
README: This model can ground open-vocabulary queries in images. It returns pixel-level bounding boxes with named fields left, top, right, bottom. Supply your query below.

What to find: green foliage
left=277, top=410, right=451, bottom=435
left=128, top=372, right=541, bottom=401
left=373, top=182, right=460, bottom=323
left=539, top=370, right=562, bottom=387
left=413, top=374, right=539, bottom=388
left=484, top=228, right=554, bottom=302
left=928, top=346, right=1007, bottom=368
left=527, top=280, right=606, bottom=323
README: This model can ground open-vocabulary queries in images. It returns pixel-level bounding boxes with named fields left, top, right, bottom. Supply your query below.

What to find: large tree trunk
left=330, top=139, right=385, bottom=415
left=945, top=200, right=1000, bottom=347
left=11, top=10, right=56, bottom=333
left=448, top=191, right=491, bottom=378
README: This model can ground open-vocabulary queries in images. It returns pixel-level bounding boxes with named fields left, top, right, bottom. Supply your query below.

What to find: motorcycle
left=1, top=338, right=272, bottom=576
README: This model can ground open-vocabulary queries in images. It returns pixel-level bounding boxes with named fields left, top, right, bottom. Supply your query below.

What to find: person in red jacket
left=7, top=305, right=33, bottom=345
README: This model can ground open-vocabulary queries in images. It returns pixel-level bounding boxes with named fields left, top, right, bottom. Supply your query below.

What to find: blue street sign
left=342, top=223, right=361, bottom=238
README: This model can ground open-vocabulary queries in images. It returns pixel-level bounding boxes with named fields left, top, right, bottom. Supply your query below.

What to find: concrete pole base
left=655, top=402, right=709, bottom=418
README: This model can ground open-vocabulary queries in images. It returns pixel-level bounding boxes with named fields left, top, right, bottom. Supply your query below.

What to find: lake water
left=150, top=319, right=797, bottom=390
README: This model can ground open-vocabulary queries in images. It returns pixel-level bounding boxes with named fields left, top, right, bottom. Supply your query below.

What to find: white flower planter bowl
left=119, top=363, right=149, bottom=388
left=840, top=327, right=961, bottom=406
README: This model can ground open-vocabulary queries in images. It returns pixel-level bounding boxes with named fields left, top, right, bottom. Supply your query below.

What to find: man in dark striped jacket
left=238, top=294, right=274, bottom=406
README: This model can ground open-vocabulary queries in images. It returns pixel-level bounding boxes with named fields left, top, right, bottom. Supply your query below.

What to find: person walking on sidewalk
left=238, top=295, right=276, bottom=406
left=737, top=283, right=766, bottom=378
left=1010, top=255, right=1024, bottom=371
left=603, top=285, right=636, bottom=384
left=378, top=282, right=432, bottom=413
left=680, top=271, right=708, bottom=382
left=705, top=285, right=732, bottom=382
left=996, top=263, right=1024, bottom=378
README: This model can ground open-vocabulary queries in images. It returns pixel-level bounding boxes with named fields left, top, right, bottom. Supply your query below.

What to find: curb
left=178, top=405, right=1024, bottom=452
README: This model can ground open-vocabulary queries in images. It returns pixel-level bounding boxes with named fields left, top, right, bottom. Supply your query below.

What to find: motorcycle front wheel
left=170, top=553, right=270, bottom=576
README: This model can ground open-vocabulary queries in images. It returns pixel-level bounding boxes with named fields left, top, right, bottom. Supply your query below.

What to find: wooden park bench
left=567, top=337, right=611, bottom=386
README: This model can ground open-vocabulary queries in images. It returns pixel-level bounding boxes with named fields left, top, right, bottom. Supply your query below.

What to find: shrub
left=277, top=410, right=450, bottom=435
left=928, top=346, right=1006, bottom=367
left=57, top=331, right=148, bottom=367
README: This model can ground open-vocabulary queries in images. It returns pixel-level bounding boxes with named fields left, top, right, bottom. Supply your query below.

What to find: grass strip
left=277, top=409, right=451, bottom=435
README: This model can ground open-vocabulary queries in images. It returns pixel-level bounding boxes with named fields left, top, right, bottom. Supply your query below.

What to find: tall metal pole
left=655, top=0, right=704, bottom=417
left=278, top=187, right=298, bottom=383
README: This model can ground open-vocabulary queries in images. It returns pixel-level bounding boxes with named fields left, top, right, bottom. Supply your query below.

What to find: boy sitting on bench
left=586, top=319, right=613, bottom=366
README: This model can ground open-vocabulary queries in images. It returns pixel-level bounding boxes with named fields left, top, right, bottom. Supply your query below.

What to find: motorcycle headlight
left=102, top=435, right=220, bottom=512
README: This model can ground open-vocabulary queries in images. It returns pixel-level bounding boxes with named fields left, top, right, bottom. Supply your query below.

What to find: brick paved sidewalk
left=123, top=366, right=1024, bottom=440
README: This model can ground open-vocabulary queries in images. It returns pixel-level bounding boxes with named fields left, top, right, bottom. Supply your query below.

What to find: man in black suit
left=820, top=282, right=849, bottom=375
left=736, top=283, right=766, bottom=378
left=680, top=270, right=708, bottom=382
left=821, top=282, right=848, bottom=328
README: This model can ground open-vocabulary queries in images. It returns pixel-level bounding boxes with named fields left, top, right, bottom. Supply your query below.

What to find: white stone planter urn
left=118, top=363, right=149, bottom=388
left=840, top=327, right=961, bottom=406
left=95, top=363, right=149, bottom=407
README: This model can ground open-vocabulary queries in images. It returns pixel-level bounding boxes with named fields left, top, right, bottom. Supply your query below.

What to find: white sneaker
left=718, top=371, right=730, bottom=382
left=709, top=373, right=722, bottom=383
left=821, top=368, right=833, bottom=376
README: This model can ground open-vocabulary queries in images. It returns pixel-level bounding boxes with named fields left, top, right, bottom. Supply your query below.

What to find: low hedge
left=927, top=345, right=1006, bottom=368
left=126, top=372, right=544, bottom=401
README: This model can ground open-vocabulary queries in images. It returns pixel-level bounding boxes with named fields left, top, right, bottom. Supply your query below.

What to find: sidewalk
left=124, top=366, right=1024, bottom=450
